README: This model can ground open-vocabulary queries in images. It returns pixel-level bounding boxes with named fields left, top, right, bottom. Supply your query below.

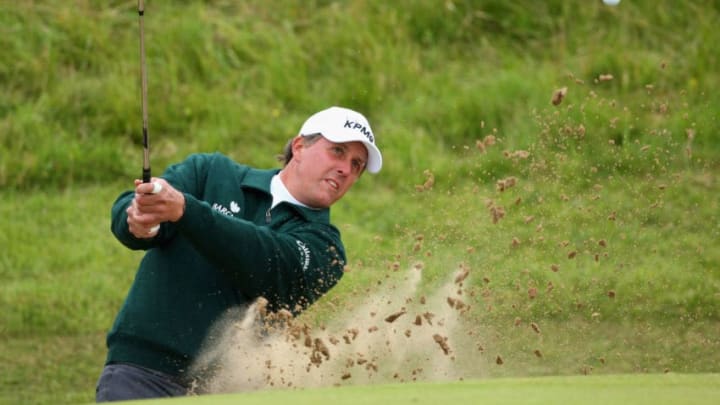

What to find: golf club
left=138, top=0, right=161, bottom=235
left=138, top=0, right=151, bottom=184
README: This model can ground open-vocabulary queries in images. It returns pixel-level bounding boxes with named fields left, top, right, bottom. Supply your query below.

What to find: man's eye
left=352, top=160, right=365, bottom=173
left=332, top=147, right=345, bottom=156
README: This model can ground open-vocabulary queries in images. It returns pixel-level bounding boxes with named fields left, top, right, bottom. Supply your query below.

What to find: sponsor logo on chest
left=212, top=201, right=241, bottom=216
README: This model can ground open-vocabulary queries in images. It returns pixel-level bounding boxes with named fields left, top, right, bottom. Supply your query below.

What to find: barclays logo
left=212, top=201, right=240, bottom=216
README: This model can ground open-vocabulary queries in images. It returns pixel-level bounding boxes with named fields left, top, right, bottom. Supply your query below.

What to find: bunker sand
left=194, top=266, right=483, bottom=394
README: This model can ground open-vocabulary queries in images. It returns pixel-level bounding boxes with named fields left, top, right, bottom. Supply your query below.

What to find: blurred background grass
left=0, top=1, right=718, bottom=404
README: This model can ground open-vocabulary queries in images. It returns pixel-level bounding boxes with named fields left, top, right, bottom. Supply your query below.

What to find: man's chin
left=319, top=193, right=341, bottom=208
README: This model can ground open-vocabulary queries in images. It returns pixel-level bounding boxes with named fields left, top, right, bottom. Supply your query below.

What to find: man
left=96, top=106, right=382, bottom=402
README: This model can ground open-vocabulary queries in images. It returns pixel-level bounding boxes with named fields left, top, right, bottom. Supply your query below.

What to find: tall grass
left=1, top=1, right=717, bottom=189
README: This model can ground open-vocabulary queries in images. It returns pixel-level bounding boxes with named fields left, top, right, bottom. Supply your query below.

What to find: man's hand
left=126, top=178, right=185, bottom=238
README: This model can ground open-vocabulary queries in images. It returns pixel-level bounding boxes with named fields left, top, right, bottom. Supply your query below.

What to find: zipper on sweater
left=265, top=208, right=271, bottom=224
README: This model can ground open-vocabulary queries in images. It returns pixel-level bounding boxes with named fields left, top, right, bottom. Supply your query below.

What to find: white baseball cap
left=298, top=106, right=382, bottom=174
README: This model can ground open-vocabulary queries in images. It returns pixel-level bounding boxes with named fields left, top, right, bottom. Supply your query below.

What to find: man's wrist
left=172, top=192, right=186, bottom=222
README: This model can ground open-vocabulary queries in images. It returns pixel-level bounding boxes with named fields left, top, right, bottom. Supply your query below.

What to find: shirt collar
left=241, top=167, right=328, bottom=222
left=270, top=174, right=310, bottom=209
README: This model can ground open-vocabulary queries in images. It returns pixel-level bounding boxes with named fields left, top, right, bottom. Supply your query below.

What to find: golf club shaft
left=138, top=0, right=151, bottom=183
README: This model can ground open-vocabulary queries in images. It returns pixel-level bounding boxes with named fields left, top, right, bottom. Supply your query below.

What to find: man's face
left=287, top=136, right=368, bottom=208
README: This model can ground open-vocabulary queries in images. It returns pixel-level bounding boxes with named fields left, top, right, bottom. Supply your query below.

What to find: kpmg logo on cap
left=344, top=120, right=374, bottom=144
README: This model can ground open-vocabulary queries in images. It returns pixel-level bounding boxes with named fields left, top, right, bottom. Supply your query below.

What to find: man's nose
left=336, top=157, right=351, bottom=175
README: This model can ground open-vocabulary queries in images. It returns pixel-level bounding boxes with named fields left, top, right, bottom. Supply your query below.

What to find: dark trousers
left=95, top=363, right=187, bottom=402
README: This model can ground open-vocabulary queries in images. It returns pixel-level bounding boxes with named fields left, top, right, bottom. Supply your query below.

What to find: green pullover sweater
left=106, top=153, right=346, bottom=379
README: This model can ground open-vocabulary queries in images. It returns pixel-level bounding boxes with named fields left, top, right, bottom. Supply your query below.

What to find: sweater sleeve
left=110, top=190, right=152, bottom=250
left=109, top=153, right=209, bottom=250
left=177, top=193, right=346, bottom=313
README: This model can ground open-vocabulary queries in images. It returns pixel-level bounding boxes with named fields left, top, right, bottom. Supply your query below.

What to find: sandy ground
left=190, top=265, right=482, bottom=394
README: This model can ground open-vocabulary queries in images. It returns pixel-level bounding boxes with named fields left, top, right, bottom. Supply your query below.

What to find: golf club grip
left=143, top=127, right=150, bottom=183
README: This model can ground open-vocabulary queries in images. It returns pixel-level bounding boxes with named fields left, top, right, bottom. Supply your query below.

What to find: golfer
left=96, top=106, right=382, bottom=402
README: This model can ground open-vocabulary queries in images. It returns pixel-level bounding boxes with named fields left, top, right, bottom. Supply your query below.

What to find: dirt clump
left=433, top=334, right=452, bottom=355
left=385, top=310, right=407, bottom=323
left=551, top=87, right=568, bottom=105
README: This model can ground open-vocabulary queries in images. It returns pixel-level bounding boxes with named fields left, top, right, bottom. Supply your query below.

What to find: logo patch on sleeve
left=296, top=240, right=311, bottom=271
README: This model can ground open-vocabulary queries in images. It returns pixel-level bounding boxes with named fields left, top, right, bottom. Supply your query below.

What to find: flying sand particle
left=454, top=267, right=470, bottom=284
left=384, top=310, right=406, bottom=323
left=552, top=87, right=568, bottom=106
left=422, top=312, right=435, bottom=325
left=496, top=177, right=518, bottom=192
left=432, top=334, right=452, bottom=355
left=489, top=204, right=506, bottom=224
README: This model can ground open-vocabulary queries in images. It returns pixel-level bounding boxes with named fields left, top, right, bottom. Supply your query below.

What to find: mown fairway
left=1, top=1, right=718, bottom=404
left=126, top=374, right=720, bottom=405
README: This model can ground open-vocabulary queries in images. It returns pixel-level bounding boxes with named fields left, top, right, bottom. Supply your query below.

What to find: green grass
left=1, top=1, right=719, bottom=404
left=0, top=334, right=104, bottom=405
left=116, top=374, right=720, bottom=405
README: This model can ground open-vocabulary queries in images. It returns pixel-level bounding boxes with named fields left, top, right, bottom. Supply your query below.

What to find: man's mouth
left=326, top=179, right=339, bottom=191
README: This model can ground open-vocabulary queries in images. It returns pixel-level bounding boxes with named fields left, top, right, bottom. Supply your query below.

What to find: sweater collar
left=242, top=167, right=331, bottom=223
left=242, top=167, right=278, bottom=193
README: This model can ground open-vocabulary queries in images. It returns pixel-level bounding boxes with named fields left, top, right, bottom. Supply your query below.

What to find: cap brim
left=361, top=140, right=382, bottom=174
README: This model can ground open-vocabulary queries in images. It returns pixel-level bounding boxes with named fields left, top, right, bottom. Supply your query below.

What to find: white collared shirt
left=270, top=174, right=310, bottom=209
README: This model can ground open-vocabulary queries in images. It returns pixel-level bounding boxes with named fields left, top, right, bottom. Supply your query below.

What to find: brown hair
left=277, top=134, right=322, bottom=166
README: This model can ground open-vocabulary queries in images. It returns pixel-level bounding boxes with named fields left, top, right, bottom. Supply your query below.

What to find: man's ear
left=290, top=136, right=306, bottom=161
